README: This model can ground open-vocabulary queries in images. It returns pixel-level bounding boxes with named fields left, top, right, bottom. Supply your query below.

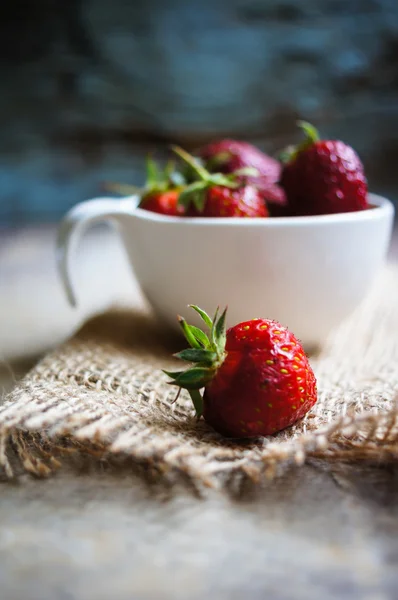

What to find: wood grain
left=0, top=461, right=397, bottom=599
left=1, top=227, right=398, bottom=599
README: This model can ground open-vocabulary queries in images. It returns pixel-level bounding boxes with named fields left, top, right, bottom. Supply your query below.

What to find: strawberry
left=185, top=184, right=268, bottom=218
left=165, top=306, right=317, bottom=438
left=139, top=189, right=184, bottom=217
left=198, top=139, right=281, bottom=184
left=172, top=146, right=268, bottom=218
left=105, top=156, right=186, bottom=217
left=280, top=121, right=369, bottom=216
left=196, top=139, right=287, bottom=214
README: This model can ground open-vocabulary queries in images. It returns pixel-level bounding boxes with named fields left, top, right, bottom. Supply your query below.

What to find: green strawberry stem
left=163, top=304, right=228, bottom=417
left=171, top=146, right=210, bottom=182
left=188, top=390, right=204, bottom=417
left=279, top=120, right=320, bottom=163
left=204, top=151, right=260, bottom=178
left=171, top=145, right=240, bottom=212
left=297, top=121, right=320, bottom=144
left=103, top=155, right=185, bottom=200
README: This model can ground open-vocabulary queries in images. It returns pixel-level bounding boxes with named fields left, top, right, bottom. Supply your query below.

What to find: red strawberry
left=165, top=306, right=317, bottom=438
left=172, top=146, right=268, bottom=218
left=105, top=156, right=186, bottom=217
left=186, top=185, right=268, bottom=218
left=140, top=190, right=184, bottom=216
left=198, top=139, right=281, bottom=183
left=197, top=139, right=287, bottom=213
left=280, top=121, right=369, bottom=216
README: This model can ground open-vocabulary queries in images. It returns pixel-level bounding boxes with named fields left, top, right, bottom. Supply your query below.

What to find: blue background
left=0, top=0, right=397, bottom=225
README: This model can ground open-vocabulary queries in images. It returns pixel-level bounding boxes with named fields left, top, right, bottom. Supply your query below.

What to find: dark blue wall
left=0, top=0, right=397, bottom=224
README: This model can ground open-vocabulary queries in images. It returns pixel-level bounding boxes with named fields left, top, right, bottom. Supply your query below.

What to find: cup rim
left=124, top=192, right=394, bottom=227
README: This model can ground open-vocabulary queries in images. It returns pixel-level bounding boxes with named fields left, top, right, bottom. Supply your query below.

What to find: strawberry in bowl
left=105, top=157, right=186, bottom=217
left=197, top=138, right=281, bottom=183
left=194, top=138, right=287, bottom=215
left=280, top=121, right=369, bottom=216
left=172, top=146, right=268, bottom=218
left=57, top=132, right=394, bottom=350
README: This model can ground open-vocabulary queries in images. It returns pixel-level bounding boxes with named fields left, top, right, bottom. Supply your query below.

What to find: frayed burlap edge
left=1, top=406, right=398, bottom=492
left=2, top=265, right=398, bottom=492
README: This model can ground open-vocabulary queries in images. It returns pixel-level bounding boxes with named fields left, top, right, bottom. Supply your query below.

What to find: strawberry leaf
left=165, top=304, right=229, bottom=417
left=164, top=159, right=175, bottom=180
left=162, top=369, right=185, bottom=380
left=178, top=317, right=202, bottom=349
left=189, top=325, right=210, bottom=348
left=214, top=307, right=227, bottom=354
left=210, top=306, right=220, bottom=347
left=172, top=367, right=214, bottom=390
left=178, top=181, right=207, bottom=211
left=278, top=145, right=296, bottom=164
left=146, top=156, right=160, bottom=186
left=164, top=160, right=186, bottom=187
left=208, top=173, right=238, bottom=188
left=188, top=305, right=213, bottom=329
left=173, top=349, right=217, bottom=364
left=192, top=189, right=207, bottom=212
left=171, top=145, right=209, bottom=181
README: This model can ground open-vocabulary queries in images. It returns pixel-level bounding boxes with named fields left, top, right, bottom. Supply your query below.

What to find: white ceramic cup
left=57, top=193, right=394, bottom=350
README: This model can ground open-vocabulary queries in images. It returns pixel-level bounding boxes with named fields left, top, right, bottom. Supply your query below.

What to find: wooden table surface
left=1, top=225, right=398, bottom=600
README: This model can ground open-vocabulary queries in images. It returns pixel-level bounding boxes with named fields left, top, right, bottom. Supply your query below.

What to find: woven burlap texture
left=2, top=265, right=398, bottom=488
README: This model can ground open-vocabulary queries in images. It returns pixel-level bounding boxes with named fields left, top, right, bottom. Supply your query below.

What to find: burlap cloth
left=2, top=265, right=398, bottom=490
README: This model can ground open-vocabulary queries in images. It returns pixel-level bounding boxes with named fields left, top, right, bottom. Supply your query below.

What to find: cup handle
left=56, top=197, right=134, bottom=308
